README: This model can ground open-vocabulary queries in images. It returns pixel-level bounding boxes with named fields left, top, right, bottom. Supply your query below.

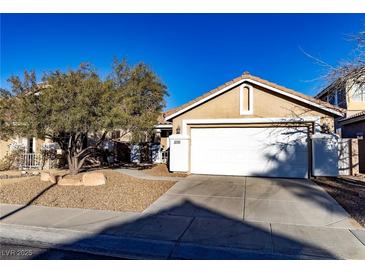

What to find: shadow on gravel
left=27, top=201, right=335, bottom=260
left=0, top=183, right=57, bottom=221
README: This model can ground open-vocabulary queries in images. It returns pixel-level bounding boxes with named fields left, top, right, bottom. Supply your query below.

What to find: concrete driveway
left=145, top=175, right=357, bottom=228
left=143, top=175, right=365, bottom=259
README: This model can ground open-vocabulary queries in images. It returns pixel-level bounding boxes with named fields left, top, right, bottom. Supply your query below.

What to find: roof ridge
left=164, top=73, right=344, bottom=119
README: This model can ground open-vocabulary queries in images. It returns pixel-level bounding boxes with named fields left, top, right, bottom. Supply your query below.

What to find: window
left=336, top=90, right=346, bottom=108
left=328, top=93, right=336, bottom=105
left=240, top=84, right=253, bottom=115
left=326, top=90, right=346, bottom=107
left=28, top=137, right=34, bottom=153
left=351, top=83, right=365, bottom=102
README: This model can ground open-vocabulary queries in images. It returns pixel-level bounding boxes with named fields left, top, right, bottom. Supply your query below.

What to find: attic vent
left=240, top=84, right=253, bottom=115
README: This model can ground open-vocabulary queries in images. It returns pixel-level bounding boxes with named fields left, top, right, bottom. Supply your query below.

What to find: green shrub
left=0, top=149, right=24, bottom=171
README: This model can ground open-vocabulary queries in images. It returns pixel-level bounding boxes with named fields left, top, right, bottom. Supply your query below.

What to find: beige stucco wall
left=0, top=139, right=12, bottom=160
left=35, top=138, right=45, bottom=154
left=0, top=137, right=45, bottom=160
left=160, top=136, right=169, bottom=150
left=346, top=81, right=365, bottom=114
left=347, top=101, right=365, bottom=115
left=171, top=83, right=336, bottom=134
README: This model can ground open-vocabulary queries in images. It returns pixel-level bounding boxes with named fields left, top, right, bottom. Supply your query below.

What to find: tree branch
left=75, top=131, right=107, bottom=158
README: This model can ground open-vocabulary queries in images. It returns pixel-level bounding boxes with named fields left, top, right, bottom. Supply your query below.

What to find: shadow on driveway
left=24, top=200, right=338, bottom=260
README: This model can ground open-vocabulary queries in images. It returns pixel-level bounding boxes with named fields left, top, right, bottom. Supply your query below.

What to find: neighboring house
left=165, top=72, right=343, bottom=179
left=0, top=136, right=45, bottom=169
left=315, top=79, right=365, bottom=174
left=337, top=111, right=365, bottom=174
left=0, top=125, right=173, bottom=169
left=337, top=111, right=365, bottom=138
left=315, top=78, right=365, bottom=137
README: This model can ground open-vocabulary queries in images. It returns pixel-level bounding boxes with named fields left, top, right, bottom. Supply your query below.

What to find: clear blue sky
left=1, top=14, right=364, bottom=109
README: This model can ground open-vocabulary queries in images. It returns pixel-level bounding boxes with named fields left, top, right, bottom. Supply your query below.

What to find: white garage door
left=190, top=127, right=308, bottom=178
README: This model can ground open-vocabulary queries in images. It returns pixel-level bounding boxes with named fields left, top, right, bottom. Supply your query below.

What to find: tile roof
left=163, top=72, right=344, bottom=121
left=157, top=113, right=173, bottom=125
left=339, top=111, right=365, bottom=122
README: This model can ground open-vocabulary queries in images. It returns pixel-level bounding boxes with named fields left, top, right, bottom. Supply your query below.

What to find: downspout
left=308, top=123, right=314, bottom=179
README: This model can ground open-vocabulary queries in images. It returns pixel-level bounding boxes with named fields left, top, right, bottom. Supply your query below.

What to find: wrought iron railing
left=20, top=153, right=40, bottom=169
left=161, top=150, right=169, bottom=164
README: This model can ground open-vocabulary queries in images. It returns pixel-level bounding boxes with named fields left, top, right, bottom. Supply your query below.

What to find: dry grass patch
left=143, top=164, right=187, bottom=177
left=0, top=170, right=175, bottom=212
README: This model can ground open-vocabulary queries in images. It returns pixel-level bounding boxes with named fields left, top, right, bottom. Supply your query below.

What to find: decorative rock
left=82, top=172, right=106, bottom=186
left=32, top=171, right=40, bottom=176
left=58, top=178, right=83, bottom=186
left=49, top=174, right=60, bottom=184
left=40, top=172, right=50, bottom=182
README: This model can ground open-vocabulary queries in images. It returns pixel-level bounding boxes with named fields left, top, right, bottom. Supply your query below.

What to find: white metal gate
left=21, top=153, right=40, bottom=169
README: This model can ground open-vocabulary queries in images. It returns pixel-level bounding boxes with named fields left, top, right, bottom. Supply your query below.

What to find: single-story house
left=164, top=72, right=344, bottom=179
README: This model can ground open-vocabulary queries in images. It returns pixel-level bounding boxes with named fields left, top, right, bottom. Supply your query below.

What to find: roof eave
left=165, top=77, right=344, bottom=121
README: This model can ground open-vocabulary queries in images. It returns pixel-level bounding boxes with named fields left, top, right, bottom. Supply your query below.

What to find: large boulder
left=49, top=174, right=60, bottom=184
left=58, top=177, right=83, bottom=186
left=40, top=171, right=60, bottom=183
left=82, top=172, right=106, bottom=186
left=40, top=171, right=50, bottom=182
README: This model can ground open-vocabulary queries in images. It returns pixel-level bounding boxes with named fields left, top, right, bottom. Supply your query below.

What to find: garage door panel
left=190, top=127, right=308, bottom=178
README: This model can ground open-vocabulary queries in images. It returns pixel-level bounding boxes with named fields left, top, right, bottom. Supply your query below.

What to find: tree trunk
left=68, top=154, right=92, bottom=175
left=65, top=131, right=107, bottom=175
left=67, top=154, right=80, bottom=175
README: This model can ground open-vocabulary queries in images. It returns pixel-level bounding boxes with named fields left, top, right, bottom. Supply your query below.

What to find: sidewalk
left=114, top=168, right=178, bottom=182
left=1, top=203, right=365, bottom=259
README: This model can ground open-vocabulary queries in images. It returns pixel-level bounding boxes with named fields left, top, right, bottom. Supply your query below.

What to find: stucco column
left=169, top=134, right=190, bottom=172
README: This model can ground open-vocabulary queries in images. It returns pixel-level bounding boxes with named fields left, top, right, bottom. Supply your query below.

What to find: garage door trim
left=190, top=126, right=310, bottom=179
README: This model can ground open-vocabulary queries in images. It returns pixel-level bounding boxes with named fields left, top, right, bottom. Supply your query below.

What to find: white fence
left=161, top=150, right=169, bottom=164
left=338, top=139, right=351, bottom=176
left=338, top=138, right=363, bottom=176
left=130, top=144, right=168, bottom=164
left=312, top=135, right=362, bottom=177
left=312, top=134, right=339, bottom=177
left=20, top=153, right=40, bottom=169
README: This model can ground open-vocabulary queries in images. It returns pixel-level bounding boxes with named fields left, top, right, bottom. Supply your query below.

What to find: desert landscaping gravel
left=0, top=170, right=175, bottom=212
left=313, top=177, right=365, bottom=227
left=143, top=164, right=187, bottom=177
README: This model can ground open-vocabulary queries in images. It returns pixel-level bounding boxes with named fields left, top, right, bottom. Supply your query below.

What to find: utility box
left=312, top=133, right=339, bottom=177
left=169, top=134, right=190, bottom=172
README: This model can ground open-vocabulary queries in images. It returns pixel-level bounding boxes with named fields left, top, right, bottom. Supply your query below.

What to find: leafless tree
left=302, top=30, right=365, bottom=106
